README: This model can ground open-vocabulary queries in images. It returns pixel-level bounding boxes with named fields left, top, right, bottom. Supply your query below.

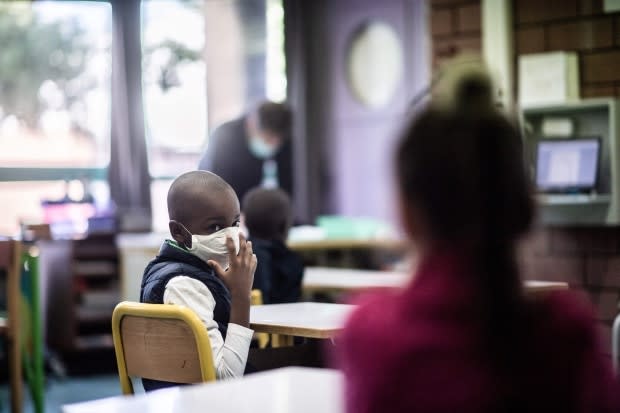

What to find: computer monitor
left=535, top=138, right=600, bottom=193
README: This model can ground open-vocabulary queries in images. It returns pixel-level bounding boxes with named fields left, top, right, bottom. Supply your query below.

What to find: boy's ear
left=169, top=220, right=192, bottom=249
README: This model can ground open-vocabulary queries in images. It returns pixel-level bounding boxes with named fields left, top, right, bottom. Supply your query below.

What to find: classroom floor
left=0, top=375, right=130, bottom=413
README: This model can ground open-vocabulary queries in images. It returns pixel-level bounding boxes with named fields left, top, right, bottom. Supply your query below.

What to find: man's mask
left=249, top=136, right=278, bottom=160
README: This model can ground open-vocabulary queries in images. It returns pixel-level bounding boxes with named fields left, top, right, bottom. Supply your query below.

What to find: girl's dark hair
left=396, top=73, right=535, bottom=408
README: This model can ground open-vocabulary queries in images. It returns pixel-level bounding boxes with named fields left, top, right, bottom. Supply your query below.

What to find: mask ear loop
left=175, top=221, right=194, bottom=249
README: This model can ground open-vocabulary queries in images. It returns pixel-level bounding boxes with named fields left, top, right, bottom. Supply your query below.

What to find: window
left=143, top=0, right=287, bottom=232
left=142, top=0, right=207, bottom=179
left=0, top=2, right=112, bottom=235
left=266, top=0, right=287, bottom=103
left=0, top=2, right=111, bottom=168
left=202, top=0, right=286, bottom=128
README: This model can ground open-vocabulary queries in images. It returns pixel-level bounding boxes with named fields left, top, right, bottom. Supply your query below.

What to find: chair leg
left=8, top=241, right=22, bottom=413
left=119, top=374, right=134, bottom=395
left=9, top=334, right=22, bottom=413
left=271, top=334, right=294, bottom=348
left=612, top=314, right=620, bottom=375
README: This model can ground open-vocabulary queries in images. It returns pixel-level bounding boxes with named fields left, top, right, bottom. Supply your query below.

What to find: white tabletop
left=62, top=367, right=344, bottom=413
left=303, top=266, right=409, bottom=292
left=524, top=280, right=570, bottom=292
left=302, top=266, right=568, bottom=294
left=249, top=302, right=355, bottom=339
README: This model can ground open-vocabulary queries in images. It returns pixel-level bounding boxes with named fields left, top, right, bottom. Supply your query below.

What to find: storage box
left=519, top=52, right=579, bottom=107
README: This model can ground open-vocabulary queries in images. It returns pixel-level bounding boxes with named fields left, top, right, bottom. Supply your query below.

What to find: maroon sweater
left=337, top=252, right=619, bottom=413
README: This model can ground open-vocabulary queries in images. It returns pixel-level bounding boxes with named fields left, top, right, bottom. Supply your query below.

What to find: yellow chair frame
left=112, top=301, right=216, bottom=394
left=250, top=289, right=270, bottom=349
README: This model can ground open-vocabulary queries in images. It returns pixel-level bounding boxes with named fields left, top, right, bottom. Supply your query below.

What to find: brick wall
left=430, top=0, right=482, bottom=68
left=514, top=0, right=620, bottom=98
left=519, top=227, right=620, bottom=353
left=514, top=0, right=620, bottom=354
left=429, top=0, right=620, bottom=353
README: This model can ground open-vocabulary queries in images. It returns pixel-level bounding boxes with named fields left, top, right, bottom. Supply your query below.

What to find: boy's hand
left=208, top=232, right=256, bottom=300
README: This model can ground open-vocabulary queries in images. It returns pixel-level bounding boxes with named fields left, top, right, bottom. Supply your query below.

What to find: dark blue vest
left=139, top=240, right=231, bottom=391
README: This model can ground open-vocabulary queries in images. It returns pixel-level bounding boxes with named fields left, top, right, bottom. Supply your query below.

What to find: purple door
left=323, top=0, right=429, bottom=224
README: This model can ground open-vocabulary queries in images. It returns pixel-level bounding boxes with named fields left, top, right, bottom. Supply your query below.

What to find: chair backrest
left=111, top=301, right=216, bottom=394
left=250, top=289, right=270, bottom=349
left=250, top=289, right=263, bottom=306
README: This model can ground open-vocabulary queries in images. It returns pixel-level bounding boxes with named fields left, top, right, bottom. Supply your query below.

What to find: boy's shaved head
left=167, top=171, right=241, bottom=247
left=168, top=171, right=232, bottom=222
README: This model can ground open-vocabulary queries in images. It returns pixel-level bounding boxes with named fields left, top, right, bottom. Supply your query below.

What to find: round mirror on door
left=346, top=20, right=403, bottom=109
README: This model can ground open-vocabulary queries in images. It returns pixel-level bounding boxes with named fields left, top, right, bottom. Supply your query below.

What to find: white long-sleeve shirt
left=163, top=276, right=254, bottom=379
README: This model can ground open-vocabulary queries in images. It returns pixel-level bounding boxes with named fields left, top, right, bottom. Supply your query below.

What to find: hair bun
left=433, top=53, right=495, bottom=113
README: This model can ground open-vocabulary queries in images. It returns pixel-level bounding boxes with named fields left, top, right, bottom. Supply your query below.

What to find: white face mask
left=186, top=226, right=240, bottom=269
left=249, top=136, right=278, bottom=160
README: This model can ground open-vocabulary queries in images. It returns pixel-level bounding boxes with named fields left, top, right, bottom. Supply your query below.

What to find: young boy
left=140, top=170, right=256, bottom=391
left=242, top=187, right=303, bottom=304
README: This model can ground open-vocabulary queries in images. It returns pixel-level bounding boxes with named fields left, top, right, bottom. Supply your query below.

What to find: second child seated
left=140, top=171, right=257, bottom=391
left=242, top=187, right=304, bottom=304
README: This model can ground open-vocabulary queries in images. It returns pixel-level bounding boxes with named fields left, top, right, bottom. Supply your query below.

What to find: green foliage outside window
left=0, top=4, right=90, bottom=128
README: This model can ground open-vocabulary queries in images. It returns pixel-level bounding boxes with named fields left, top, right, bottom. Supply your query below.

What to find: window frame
left=0, top=167, right=107, bottom=182
left=0, top=0, right=113, bottom=185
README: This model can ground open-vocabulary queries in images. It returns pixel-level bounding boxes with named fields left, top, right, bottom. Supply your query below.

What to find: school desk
left=288, top=238, right=405, bottom=251
left=62, top=367, right=344, bottom=413
left=302, top=266, right=408, bottom=293
left=302, top=266, right=569, bottom=295
left=524, top=280, right=570, bottom=293
left=288, top=238, right=407, bottom=268
left=117, top=233, right=407, bottom=301
left=249, top=302, right=354, bottom=346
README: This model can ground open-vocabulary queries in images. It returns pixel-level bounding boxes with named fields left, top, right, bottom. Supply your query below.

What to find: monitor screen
left=536, top=138, right=600, bottom=193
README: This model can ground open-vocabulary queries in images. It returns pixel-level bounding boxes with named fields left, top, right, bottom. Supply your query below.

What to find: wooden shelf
left=74, top=334, right=113, bottom=351
left=76, top=307, right=113, bottom=324
left=43, top=235, right=120, bottom=354
left=73, top=261, right=117, bottom=277
left=73, top=246, right=118, bottom=260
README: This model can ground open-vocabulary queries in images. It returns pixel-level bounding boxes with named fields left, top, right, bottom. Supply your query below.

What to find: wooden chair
left=111, top=301, right=216, bottom=395
left=0, top=240, right=23, bottom=413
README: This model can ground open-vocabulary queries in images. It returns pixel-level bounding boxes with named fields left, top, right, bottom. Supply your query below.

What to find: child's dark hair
left=242, top=187, right=292, bottom=241
left=396, top=72, right=535, bottom=409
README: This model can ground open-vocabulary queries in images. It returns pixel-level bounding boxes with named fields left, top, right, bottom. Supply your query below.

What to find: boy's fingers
left=242, top=242, right=253, bottom=267
left=250, top=254, right=257, bottom=273
left=225, top=236, right=236, bottom=256
left=207, top=260, right=225, bottom=277
left=237, top=232, right=247, bottom=256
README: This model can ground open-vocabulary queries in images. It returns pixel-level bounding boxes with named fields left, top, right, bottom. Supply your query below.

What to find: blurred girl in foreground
left=337, top=59, right=619, bottom=413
